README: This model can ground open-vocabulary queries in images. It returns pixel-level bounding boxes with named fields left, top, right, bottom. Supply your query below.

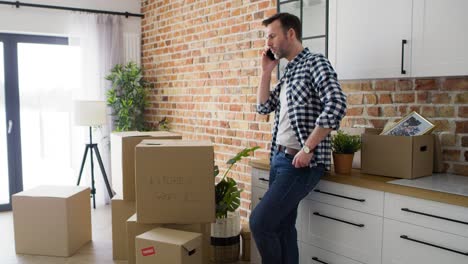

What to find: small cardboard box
left=111, top=131, right=182, bottom=201
left=135, top=227, right=202, bottom=264
left=126, top=214, right=211, bottom=264
left=12, top=186, right=91, bottom=257
left=361, top=129, right=434, bottom=179
left=135, top=140, right=215, bottom=224
left=111, top=194, right=136, bottom=260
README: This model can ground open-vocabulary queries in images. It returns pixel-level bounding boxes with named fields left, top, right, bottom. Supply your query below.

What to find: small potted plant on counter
left=331, top=130, right=361, bottom=174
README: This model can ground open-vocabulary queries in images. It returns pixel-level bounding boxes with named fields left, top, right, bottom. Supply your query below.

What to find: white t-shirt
left=276, top=83, right=301, bottom=150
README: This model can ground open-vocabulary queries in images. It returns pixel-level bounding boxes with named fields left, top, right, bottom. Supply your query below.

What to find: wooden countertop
left=249, top=159, right=468, bottom=208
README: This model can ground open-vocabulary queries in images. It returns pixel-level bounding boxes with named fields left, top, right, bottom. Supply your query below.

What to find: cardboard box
left=361, top=129, right=434, bottom=179
left=12, top=186, right=91, bottom=257
left=111, top=194, right=136, bottom=260
left=135, top=227, right=202, bottom=264
left=111, top=131, right=182, bottom=201
left=135, top=140, right=215, bottom=224
left=126, top=214, right=211, bottom=264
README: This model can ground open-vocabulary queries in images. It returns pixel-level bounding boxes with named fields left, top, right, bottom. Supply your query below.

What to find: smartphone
left=266, top=49, right=276, bottom=60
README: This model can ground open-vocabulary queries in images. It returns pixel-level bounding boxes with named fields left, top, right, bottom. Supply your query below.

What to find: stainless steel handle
left=8, top=120, right=13, bottom=134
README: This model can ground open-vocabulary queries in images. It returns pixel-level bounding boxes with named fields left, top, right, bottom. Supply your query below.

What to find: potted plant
left=211, top=146, right=259, bottom=263
left=331, top=130, right=361, bottom=174
left=105, top=61, right=149, bottom=131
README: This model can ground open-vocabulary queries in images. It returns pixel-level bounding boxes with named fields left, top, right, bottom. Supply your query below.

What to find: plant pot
left=210, top=211, right=241, bottom=263
left=333, top=153, right=354, bottom=174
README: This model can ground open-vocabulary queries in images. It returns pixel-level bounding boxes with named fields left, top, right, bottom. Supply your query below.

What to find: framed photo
left=380, top=111, right=435, bottom=136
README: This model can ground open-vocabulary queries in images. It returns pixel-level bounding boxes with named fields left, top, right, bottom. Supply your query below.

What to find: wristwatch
left=302, top=145, right=312, bottom=154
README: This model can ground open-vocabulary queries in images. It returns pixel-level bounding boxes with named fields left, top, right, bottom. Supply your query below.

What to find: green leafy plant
left=106, top=61, right=149, bottom=131
left=331, top=130, right=361, bottom=154
left=215, top=146, right=260, bottom=219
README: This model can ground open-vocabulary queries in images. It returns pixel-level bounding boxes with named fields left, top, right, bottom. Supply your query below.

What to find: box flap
left=112, top=131, right=181, bottom=138
left=111, top=131, right=141, bottom=137
left=138, top=139, right=212, bottom=147
left=127, top=213, right=137, bottom=223
left=13, top=186, right=89, bottom=198
left=137, top=227, right=202, bottom=247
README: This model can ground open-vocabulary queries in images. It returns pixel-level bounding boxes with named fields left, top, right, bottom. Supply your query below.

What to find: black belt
left=277, top=145, right=300, bottom=156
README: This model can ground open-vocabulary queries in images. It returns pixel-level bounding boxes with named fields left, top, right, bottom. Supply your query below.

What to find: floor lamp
left=74, top=100, right=114, bottom=209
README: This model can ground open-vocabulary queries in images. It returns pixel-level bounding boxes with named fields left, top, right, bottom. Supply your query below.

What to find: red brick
left=394, top=93, right=415, bottom=103
left=462, top=136, right=468, bottom=147
left=369, top=119, right=387, bottom=129
left=378, top=94, right=392, bottom=104
left=416, top=92, right=429, bottom=103
left=443, top=77, right=468, bottom=91
left=465, top=151, right=468, bottom=162
left=421, top=106, right=436, bottom=118
left=366, top=106, right=380, bottom=117
left=346, top=107, right=364, bottom=116
left=443, top=149, right=461, bottom=162
left=433, top=120, right=451, bottom=133
left=382, top=106, right=397, bottom=117
left=437, top=106, right=455, bottom=117
left=431, top=93, right=451, bottom=104
left=415, top=79, right=439, bottom=90
left=456, top=121, right=468, bottom=133
left=375, top=80, right=396, bottom=91
left=347, top=94, right=363, bottom=105
left=398, top=79, right=413, bottom=91
left=459, top=107, right=468, bottom=118
left=455, top=92, right=468, bottom=104
left=364, top=94, right=377, bottom=104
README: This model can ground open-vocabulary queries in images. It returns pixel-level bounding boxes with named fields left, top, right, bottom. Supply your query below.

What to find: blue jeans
left=250, top=151, right=324, bottom=264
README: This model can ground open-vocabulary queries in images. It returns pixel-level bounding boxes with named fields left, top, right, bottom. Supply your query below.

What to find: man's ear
left=288, top=28, right=296, bottom=40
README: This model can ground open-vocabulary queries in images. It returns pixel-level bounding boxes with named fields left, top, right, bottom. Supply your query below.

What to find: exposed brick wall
left=141, top=0, right=277, bottom=220
left=341, top=77, right=468, bottom=176
left=141, top=1, right=468, bottom=220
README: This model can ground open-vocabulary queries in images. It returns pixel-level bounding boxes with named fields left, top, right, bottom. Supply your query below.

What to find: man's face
left=265, top=20, right=291, bottom=60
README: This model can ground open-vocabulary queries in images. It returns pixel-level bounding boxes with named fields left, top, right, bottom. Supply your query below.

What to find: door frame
left=0, top=33, right=68, bottom=211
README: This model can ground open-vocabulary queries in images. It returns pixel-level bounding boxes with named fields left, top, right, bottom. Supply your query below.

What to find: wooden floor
left=0, top=204, right=249, bottom=264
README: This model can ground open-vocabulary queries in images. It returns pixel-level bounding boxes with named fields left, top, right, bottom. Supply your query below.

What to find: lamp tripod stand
left=77, top=126, right=114, bottom=209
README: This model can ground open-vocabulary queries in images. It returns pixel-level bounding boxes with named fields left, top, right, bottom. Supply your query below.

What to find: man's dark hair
left=262, top=13, right=302, bottom=41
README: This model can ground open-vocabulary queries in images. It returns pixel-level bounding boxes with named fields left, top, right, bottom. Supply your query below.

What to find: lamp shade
left=73, top=100, right=107, bottom=126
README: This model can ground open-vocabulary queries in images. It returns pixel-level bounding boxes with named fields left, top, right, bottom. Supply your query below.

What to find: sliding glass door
left=0, top=34, right=69, bottom=211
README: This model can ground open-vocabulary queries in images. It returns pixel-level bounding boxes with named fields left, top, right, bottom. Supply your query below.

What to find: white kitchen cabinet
left=300, top=242, right=364, bottom=264
left=383, top=218, right=468, bottom=264
left=411, top=0, right=468, bottom=77
left=307, top=180, right=384, bottom=216
left=329, top=0, right=468, bottom=79
left=384, top=192, right=468, bottom=238
left=329, top=0, right=413, bottom=79
left=300, top=199, right=383, bottom=264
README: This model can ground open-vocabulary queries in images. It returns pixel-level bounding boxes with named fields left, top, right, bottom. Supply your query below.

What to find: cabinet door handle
left=313, top=212, right=365, bottom=227
left=314, top=189, right=365, bottom=202
left=401, top=39, right=407, bottom=74
left=401, top=208, right=468, bottom=225
left=400, top=235, right=468, bottom=256
left=8, top=120, right=13, bottom=134
left=312, top=256, right=329, bottom=264
left=258, top=177, right=269, bottom=182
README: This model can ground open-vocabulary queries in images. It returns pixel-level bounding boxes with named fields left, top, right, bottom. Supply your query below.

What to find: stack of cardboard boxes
left=111, top=132, right=215, bottom=264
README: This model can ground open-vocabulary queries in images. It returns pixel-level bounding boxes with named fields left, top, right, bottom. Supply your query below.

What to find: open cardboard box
left=361, top=128, right=433, bottom=179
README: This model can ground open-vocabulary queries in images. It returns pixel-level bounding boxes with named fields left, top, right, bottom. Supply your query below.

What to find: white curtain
left=68, top=13, right=123, bottom=205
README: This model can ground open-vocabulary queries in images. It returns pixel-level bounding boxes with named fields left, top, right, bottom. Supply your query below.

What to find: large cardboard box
left=126, top=214, right=211, bottom=264
left=111, top=194, right=136, bottom=260
left=361, top=129, right=434, bottom=179
left=135, top=140, right=215, bottom=224
left=135, top=227, right=202, bottom=264
left=12, top=186, right=91, bottom=257
left=111, top=131, right=182, bottom=201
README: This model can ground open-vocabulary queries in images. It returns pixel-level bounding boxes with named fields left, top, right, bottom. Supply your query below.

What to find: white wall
left=0, top=0, right=141, bottom=36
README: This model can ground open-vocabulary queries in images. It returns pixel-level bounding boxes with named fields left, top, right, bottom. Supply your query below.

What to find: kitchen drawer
left=307, top=180, right=384, bottom=216
left=300, top=200, right=383, bottom=264
left=383, top=218, right=468, bottom=264
left=384, top=193, right=468, bottom=238
left=300, top=242, right=364, bottom=264
left=252, top=167, right=270, bottom=189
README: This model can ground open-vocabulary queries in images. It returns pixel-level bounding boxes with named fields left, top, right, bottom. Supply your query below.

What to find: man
left=249, top=13, right=347, bottom=264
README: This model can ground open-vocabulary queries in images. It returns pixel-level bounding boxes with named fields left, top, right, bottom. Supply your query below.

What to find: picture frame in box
left=380, top=111, right=435, bottom=136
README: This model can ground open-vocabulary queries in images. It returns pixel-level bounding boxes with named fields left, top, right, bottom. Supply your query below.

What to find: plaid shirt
left=257, top=48, right=347, bottom=170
